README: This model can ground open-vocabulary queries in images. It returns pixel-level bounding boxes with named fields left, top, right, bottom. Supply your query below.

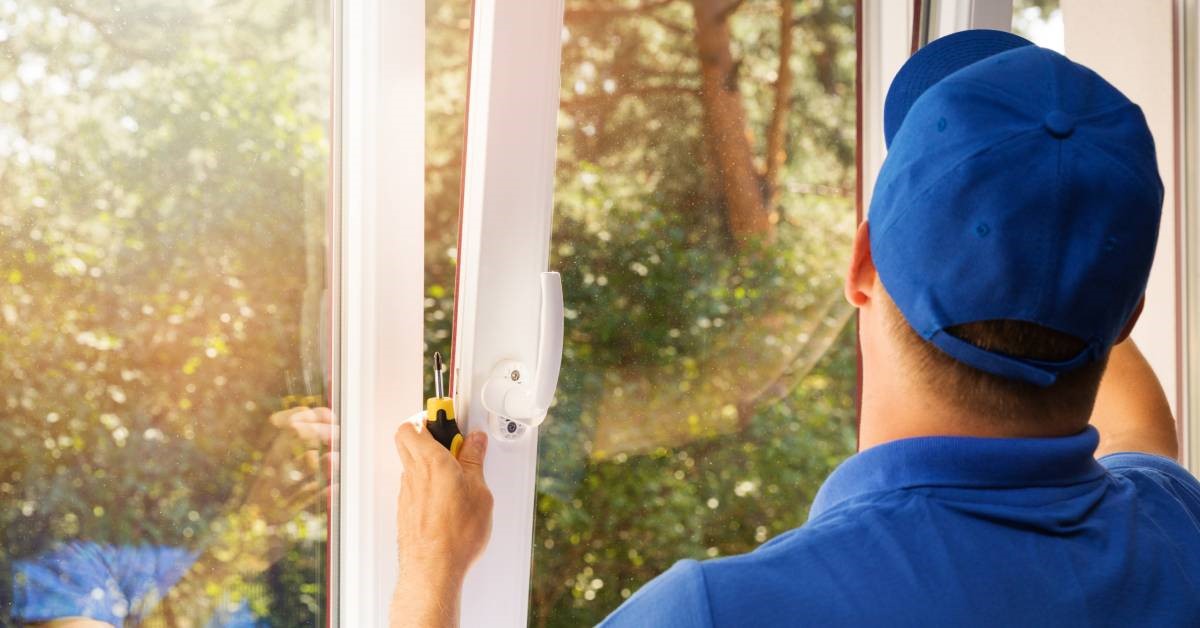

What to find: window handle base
left=479, top=272, right=564, bottom=440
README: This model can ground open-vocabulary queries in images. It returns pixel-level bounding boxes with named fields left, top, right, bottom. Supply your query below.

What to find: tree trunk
left=691, top=0, right=772, bottom=241
left=764, top=0, right=796, bottom=213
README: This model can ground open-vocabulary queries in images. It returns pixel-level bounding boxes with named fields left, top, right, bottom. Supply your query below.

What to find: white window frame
left=929, top=0, right=1014, bottom=40
left=335, top=0, right=425, bottom=624
left=1182, top=0, right=1199, bottom=471
left=337, top=0, right=566, bottom=626
left=860, top=0, right=919, bottom=211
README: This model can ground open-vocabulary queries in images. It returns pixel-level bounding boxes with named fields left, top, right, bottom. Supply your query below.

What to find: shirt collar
left=809, top=426, right=1106, bottom=520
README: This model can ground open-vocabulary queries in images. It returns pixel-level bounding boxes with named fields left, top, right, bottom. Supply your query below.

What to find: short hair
left=880, top=290, right=1109, bottom=430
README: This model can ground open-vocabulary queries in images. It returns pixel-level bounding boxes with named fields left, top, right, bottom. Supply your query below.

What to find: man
left=392, top=30, right=1200, bottom=626
left=17, top=406, right=337, bottom=627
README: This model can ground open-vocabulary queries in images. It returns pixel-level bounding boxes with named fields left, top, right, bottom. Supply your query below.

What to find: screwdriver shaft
left=433, top=352, right=445, bottom=399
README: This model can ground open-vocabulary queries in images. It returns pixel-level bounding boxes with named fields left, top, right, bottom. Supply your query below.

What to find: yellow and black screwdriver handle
left=425, top=396, right=463, bottom=457
left=426, top=352, right=464, bottom=457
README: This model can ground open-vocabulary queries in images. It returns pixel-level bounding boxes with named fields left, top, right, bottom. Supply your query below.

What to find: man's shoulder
left=1100, top=451, right=1200, bottom=484
left=1099, top=451, right=1200, bottom=513
left=599, top=512, right=891, bottom=627
left=597, top=559, right=713, bottom=628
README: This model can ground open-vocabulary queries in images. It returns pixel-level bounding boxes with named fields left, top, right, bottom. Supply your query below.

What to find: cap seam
left=1031, top=139, right=1065, bottom=318
left=1072, top=100, right=1140, bottom=124
left=1044, top=48, right=1064, bottom=324
left=941, top=76, right=1132, bottom=124
left=1073, top=133, right=1164, bottom=193
left=874, top=126, right=1044, bottom=243
left=1041, top=46, right=1061, bottom=108
left=938, top=75, right=1047, bottom=118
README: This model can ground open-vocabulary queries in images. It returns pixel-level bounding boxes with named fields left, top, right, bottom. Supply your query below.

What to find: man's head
left=849, top=30, right=1162, bottom=440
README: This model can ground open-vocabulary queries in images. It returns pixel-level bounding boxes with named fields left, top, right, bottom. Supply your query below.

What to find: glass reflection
left=0, top=1, right=334, bottom=625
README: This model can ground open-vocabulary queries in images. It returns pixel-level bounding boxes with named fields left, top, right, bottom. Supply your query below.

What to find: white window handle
left=480, top=272, right=563, bottom=435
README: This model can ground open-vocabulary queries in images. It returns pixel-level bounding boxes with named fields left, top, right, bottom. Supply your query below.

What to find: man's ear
left=844, top=220, right=876, bottom=308
left=1115, top=295, right=1145, bottom=343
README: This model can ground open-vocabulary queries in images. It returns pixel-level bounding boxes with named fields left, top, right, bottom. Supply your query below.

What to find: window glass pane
left=0, top=2, right=334, bottom=625
left=1012, top=0, right=1063, bottom=52
left=531, top=2, right=858, bottom=624
left=425, top=0, right=471, bottom=388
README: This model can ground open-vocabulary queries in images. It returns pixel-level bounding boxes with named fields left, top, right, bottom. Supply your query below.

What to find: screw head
left=510, top=370, right=520, bottom=381
left=506, top=421, right=518, bottom=434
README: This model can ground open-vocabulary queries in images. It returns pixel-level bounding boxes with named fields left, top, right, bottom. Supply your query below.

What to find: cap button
left=1044, top=110, right=1075, bottom=138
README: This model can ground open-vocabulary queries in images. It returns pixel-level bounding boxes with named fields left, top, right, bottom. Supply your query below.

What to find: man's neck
left=857, top=373, right=1086, bottom=451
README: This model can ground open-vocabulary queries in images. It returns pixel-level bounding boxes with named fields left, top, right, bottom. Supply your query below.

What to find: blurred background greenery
left=0, top=1, right=331, bottom=624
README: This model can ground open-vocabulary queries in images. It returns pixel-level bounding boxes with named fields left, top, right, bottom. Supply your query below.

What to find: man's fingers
left=270, top=405, right=313, bottom=427
left=307, top=407, right=335, bottom=424
left=274, top=407, right=334, bottom=425
left=396, top=415, right=451, bottom=460
left=303, top=449, right=321, bottom=473
left=458, top=431, right=488, bottom=479
left=290, top=420, right=337, bottom=446
left=394, top=422, right=418, bottom=472
left=395, top=415, right=449, bottom=474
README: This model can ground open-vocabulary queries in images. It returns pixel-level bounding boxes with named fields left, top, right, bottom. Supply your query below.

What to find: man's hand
left=242, top=406, right=339, bottom=526
left=391, top=418, right=493, bottom=628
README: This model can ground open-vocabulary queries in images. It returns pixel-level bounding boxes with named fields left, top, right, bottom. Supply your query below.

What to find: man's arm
left=1091, top=339, right=1178, bottom=460
left=391, top=420, right=493, bottom=628
left=390, top=564, right=464, bottom=628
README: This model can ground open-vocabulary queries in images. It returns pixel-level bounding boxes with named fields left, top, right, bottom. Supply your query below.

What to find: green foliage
left=0, top=1, right=330, bottom=623
left=267, top=540, right=329, bottom=626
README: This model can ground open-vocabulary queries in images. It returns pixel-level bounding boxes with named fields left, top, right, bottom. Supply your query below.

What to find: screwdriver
left=425, top=351, right=464, bottom=457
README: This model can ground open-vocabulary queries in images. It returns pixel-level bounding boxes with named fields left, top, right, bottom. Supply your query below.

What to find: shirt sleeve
left=597, top=559, right=714, bottom=628
left=1099, top=452, right=1200, bottom=517
left=13, top=541, right=130, bottom=625
left=12, top=542, right=199, bottom=625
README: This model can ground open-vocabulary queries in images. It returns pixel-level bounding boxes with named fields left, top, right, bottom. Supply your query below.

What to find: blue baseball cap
left=869, top=29, right=1163, bottom=387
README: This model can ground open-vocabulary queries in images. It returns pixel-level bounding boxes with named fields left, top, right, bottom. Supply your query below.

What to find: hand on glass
left=241, top=406, right=339, bottom=526
left=391, top=417, right=493, bottom=628
left=139, top=406, right=339, bottom=626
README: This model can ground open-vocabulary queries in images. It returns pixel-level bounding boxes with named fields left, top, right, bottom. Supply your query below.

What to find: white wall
left=1062, top=0, right=1185, bottom=442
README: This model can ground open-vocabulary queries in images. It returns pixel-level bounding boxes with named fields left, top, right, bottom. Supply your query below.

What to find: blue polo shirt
left=600, top=427, right=1200, bottom=627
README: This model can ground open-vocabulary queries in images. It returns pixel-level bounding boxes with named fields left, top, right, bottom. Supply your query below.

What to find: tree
left=561, top=0, right=854, bottom=244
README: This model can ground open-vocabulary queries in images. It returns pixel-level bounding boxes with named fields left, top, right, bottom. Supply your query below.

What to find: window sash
left=452, top=2, right=567, bottom=626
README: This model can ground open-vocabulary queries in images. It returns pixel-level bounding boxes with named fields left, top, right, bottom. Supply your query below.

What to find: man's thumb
left=458, top=431, right=488, bottom=473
